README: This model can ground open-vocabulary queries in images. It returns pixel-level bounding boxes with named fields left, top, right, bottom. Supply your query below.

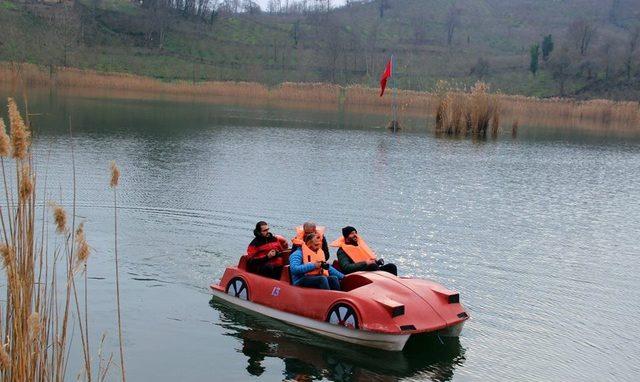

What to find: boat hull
left=437, top=321, right=465, bottom=337
left=211, top=288, right=410, bottom=351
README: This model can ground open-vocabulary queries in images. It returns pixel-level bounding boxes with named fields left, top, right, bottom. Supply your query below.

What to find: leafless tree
left=287, top=0, right=311, bottom=14
left=316, top=15, right=346, bottom=82
left=219, top=0, right=240, bottom=13
left=568, top=19, right=597, bottom=56
left=363, top=21, right=381, bottom=79
left=409, top=15, right=426, bottom=45
left=290, top=20, right=301, bottom=47
left=61, top=2, right=78, bottom=66
left=445, top=5, right=461, bottom=46
left=378, top=0, right=388, bottom=18
left=599, top=39, right=615, bottom=81
left=625, top=26, right=640, bottom=81
left=470, top=57, right=490, bottom=78
left=196, top=0, right=213, bottom=18
left=550, top=47, right=572, bottom=96
left=184, top=0, right=197, bottom=16
left=609, top=0, right=622, bottom=26
left=311, top=0, right=331, bottom=13
left=267, top=0, right=281, bottom=13
left=242, top=0, right=261, bottom=14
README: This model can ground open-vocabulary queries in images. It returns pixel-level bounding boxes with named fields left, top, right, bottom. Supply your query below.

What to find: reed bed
left=0, top=95, right=122, bottom=381
left=1, top=62, right=638, bottom=134
left=498, top=95, right=640, bottom=133
left=435, top=82, right=501, bottom=137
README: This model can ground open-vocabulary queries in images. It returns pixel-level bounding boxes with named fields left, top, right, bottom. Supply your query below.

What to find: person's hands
left=314, top=261, right=323, bottom=269
left=366, top=259, right=376, bottom=265
left=267, top=250, right=277, bottom=259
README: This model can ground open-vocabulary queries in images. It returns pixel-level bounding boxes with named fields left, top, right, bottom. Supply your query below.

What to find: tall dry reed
left=0, top=97, right=120, bottom=381
left=435, top=82, right=501, bottom=137
left=109, top=161, right=125, bottom=382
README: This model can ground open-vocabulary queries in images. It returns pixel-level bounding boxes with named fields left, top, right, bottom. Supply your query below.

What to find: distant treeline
left=144, top=0, right=347, bottom=20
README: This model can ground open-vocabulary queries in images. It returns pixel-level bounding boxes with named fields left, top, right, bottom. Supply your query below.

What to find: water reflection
left=210, top=300, right=466, bottom=382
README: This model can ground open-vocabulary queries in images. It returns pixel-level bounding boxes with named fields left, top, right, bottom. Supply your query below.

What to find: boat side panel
left=211, top=288, right=410, bottom=351
left=214, top=269, right=405, bottom=333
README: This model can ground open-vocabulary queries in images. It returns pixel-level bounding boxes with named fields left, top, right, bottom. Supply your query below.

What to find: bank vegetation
left=2, top=62, right=637, bottom=136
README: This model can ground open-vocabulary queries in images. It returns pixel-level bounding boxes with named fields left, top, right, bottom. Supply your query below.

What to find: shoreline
left=1, top=62, right=639, bottom=135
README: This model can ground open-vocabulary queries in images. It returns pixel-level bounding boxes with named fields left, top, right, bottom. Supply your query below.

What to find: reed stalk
left=109, top=161, right=125, bottom=382
left=0, top=96, right=116, bottom=381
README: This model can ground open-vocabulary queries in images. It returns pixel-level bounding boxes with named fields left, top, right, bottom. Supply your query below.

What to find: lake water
left=1, top=88, right=639, bottom=381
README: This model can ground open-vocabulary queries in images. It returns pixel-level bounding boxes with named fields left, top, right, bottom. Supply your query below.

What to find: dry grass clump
left=0, top=97, right=122, bottom=381
left=435, top=92, right=467, bottom=135
left=435, top=81, right=501, bottom=137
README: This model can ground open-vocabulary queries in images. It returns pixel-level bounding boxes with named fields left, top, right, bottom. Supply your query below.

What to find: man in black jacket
left=246, top=221, right=289, bottom=279
left=336, top=226, right=397, bottom=276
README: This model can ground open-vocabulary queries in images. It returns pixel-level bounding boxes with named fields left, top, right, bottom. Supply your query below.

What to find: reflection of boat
left=211, top=299, right=466, bottom=382
left=210, top=256, right=468, bottom=351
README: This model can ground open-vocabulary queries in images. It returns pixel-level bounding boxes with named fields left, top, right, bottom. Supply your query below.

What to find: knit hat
left=342, top=226, right=357, bottom=238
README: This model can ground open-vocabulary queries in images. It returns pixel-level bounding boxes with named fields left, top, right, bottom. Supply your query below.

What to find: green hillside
left=1, top=0, right=639, bottom=99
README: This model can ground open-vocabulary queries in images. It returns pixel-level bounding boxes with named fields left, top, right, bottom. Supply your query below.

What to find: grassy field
left=1, top=0, right=638, bottom=100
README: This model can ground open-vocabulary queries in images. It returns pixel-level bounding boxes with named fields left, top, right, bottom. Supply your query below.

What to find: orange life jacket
left=302, top=244, right=328, bottom=276
left=292, top=225, right=326, bottom=246
left=330, top=236, right=376, bottom=263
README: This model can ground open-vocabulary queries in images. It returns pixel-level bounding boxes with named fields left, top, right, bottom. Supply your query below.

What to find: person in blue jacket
left=289, top=232, right=343, bottom=290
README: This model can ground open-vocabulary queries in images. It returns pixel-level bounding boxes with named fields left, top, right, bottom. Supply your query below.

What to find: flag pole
left=391, top=54, right=398, bottom=132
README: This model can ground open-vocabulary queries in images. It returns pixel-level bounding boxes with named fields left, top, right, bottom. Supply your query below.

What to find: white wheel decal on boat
left=344, top=315, right=356, bottom=328
left=238, top=287, right=247, bottom=300
left=326, top=304, right=359, bottom=329
left=226, top=278, right=249, bottom=301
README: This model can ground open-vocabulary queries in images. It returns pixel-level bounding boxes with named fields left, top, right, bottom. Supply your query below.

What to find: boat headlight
left=431, top=286, right=461, bottom=304
left=391, top=305, right=405, bottom=317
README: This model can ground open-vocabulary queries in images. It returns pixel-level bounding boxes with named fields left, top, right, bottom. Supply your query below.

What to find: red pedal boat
left=210, top=255, right=469, bottom=351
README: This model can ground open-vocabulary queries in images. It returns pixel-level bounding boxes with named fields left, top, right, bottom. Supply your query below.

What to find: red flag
left=379, top=59, right=392, bottom=97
